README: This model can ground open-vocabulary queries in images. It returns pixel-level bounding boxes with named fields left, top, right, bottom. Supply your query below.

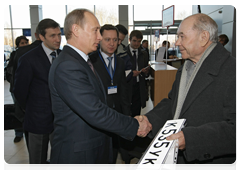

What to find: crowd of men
left=6, top=9, right=235, bottom=164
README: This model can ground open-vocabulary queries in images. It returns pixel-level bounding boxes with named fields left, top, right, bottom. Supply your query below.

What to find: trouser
left=28, top=132, right=52, bottom=164
left=11, top=93, right=24, bottom=138
left=131, top=83, right=141, bottom=117
left=14, top=128, right=24, bottom=137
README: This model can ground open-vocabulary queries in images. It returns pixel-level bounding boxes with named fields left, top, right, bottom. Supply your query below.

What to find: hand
left=141, top=66, right=150, bottom=74
left=133, top=70, right=141, bottom=77
left=134, top=115, right=152, bottom=137
left=166, top=131, right=186, bottom=150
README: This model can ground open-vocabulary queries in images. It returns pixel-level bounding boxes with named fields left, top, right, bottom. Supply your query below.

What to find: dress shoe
left=14, top=136, right=22, bottom=143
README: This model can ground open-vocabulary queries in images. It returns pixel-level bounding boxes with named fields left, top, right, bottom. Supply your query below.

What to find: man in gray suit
left=48, top=9, right=152, bottom=164
left=138, top=13, right=236, bottom=163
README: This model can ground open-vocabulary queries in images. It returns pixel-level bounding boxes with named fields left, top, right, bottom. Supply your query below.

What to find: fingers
left=166, top=131, right=186, bottom=150
left=134, top=115, right=144, bottom=122
left=135, top=115, right=152, bottom=138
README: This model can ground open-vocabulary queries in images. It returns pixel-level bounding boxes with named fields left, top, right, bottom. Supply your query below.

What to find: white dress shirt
left=66, top=44, right=89, bottom=62
left=99, top=48, right=114, bottom=70
left=41, top=42, right=58, bottom=64
left=129, top=46, right=139, bottom=82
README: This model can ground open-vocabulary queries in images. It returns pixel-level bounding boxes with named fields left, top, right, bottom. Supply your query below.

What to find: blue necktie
left=50, top=51, right=56, bottom=63
left=107, top=57, right=113, bottom=78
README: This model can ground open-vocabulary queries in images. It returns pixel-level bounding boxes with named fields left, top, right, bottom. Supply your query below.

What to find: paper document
left=156, top=47, right=166, bottom=62
left=125, top=70, right=131, bottom=77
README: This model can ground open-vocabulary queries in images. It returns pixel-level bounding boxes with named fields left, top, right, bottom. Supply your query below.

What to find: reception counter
left=149, top=62, right=178, bottom=106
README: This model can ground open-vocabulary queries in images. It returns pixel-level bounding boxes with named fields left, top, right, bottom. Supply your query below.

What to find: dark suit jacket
left=13, top=40, right=42, bottom=87
left=13, top=44, right=60, bottom=134
left=90, top=50, right=131, bottom=116
left=11, top=40, right=42, bottom=122
left=146, top=42, right=236, bottom=163
left=48, top=45, right=138, bottom=164
left=141, top=45, right=150, bottom=61
left=126, top=45, right=149, bottom=108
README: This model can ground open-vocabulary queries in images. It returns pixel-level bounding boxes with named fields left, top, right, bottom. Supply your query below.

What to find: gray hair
left=185, top=13, right=218, bottom=43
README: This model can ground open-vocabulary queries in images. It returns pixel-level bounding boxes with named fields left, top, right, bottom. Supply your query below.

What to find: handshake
left=134, top=115, right=152, bottom=138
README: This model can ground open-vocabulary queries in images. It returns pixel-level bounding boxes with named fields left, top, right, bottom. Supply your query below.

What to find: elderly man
left=139, top=13, right=236, bottom=164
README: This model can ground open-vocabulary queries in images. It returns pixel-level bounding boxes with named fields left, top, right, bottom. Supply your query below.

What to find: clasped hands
left=134, top=115, right=186, bottom=150
left=134, top=115, right=152, bottom=137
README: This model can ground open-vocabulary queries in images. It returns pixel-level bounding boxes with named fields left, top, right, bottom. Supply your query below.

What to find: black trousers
left=28, top=132, right=52, bottom=164
left=131, top=83, right=141, bottom=117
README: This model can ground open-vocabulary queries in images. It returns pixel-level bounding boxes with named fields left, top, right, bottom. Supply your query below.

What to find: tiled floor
left=4, top=80, right=153, bottom=164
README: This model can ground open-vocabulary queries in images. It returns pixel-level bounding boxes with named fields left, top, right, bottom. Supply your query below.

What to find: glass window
left=163, top=5, right=192, bottom=20
left=4, top=30, right=13, bottom=52
left=95, top=5, right=118, bottom=26
left=134, top=5, right=163, bottom=21
left=42, top=5, right=66, bottom=27
left=67, top=5, right=94, bottom=14
left=128, top=5, right=133, bottom=26
left=11, top=5, right=31, bottom=28
left=4, top=5, right=11, bottom=29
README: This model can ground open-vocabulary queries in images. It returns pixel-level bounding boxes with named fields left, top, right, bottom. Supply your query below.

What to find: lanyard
left=97, top=49, right=117, bottom=85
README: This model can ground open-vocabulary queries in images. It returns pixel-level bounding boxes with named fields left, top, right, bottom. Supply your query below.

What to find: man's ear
left=200, top=30, right=210, bottom=47
left=39, top=34, right=45, bottom=42
left=72, top=24, right=80, bottom=38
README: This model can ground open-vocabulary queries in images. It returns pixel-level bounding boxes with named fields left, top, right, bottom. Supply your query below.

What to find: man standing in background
left=13, top=19, right=62, bottom=164
left=90, top=24, right=131, bottom=163
left=126, top=30, right=149, bottom=117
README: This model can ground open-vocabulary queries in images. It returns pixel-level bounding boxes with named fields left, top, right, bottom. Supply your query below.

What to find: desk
left=149, top=63, right=177, bottom=106
left=163, top=58, right=185, bottom=69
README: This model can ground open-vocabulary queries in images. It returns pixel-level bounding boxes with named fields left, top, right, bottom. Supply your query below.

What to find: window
left=67, top=5, right=94, bottom=14
left=95, top=5, right=118, bottom=26
left=42, top=5, right=66, bottom=27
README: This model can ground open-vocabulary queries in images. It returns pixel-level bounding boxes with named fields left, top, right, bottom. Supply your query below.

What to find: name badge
left=108, top=86, right=117, bottom=94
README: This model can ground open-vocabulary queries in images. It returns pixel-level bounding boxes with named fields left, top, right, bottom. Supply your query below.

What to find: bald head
left=182, top=13, right=218, bottom=43
left=64, top=9, right=95, bottom=40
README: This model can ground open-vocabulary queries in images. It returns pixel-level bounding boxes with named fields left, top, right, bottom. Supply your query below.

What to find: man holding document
left=138, top=13, right=236, bottom=164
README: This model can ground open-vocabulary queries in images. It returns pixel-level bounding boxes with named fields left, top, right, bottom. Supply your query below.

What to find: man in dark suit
left=139, top=13, right=236, bottom=164
left=126, top=30, right=149, bottom=117
left=48, top=9, right=152, bottom=164
left=13, top=18, right=62, bottom=164
left=141, top=40, right=150, bottom=61
left=89, top=24, right=131, bottom=163
left=115, top=24, right=133, bottom=83
left=10, top=26, right=42, bottom=149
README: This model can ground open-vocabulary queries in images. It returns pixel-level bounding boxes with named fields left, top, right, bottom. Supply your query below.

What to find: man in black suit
left=48, top=9, right=152, bottom=164
left=89, top=24, right=131, bottom=163
left=13, top=18, right=62, bottom=164
left=141, top=40, right=150, bottom=61
left=126, top=30, right=149, bottom=117
left=10, top=26, right=42, bottom=150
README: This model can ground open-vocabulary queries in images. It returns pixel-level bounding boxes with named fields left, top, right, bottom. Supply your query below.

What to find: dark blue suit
left=49, top=45, right=138, bottom=164
left=13, top=44, right=60, bottom=134
left=13, top=44, right=61, bottom=164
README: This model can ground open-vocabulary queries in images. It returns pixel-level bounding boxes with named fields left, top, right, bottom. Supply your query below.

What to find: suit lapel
left=64, top=46, right=106, bottom=100
left=179, top=69, right=214, bottom=117
left=178, top=44, right=222, bottom=117
left=37, top=45, right=51, bottom=68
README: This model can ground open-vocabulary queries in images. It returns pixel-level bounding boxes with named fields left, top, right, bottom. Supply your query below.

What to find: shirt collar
left=41, top=42, right=57, bottom=56
left=66, top=44, right=88, bottom=62
left=100, top=48, right=114, bottom=59
left=129, top=46, right=138, bottom=55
